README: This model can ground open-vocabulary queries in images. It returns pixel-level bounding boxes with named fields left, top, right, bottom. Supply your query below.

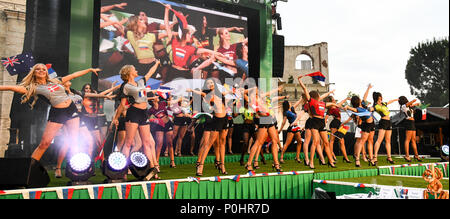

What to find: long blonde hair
left=19, top=63, right=61, bottom=108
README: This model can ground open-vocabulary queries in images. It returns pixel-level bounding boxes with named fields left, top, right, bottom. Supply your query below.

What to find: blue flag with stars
left=1, top=52, right=35, bottom=76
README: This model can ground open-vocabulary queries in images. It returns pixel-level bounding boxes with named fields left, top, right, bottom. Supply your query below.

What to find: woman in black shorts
left=398, top=96, right=422, bottom=162
left=373, top=92, right=398, bottom=164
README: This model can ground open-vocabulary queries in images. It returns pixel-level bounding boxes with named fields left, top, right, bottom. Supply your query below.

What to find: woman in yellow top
left=372, top=92, right=398, bottom=164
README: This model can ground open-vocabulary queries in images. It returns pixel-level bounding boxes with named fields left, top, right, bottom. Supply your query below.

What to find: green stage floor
left=47, top=153, right=443, bottom=188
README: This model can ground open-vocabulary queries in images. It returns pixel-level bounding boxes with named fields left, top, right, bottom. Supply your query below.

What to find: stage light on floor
left=129, top=152, right=155, bottom=181
left=102, top=152, right=128, bottom=183
left=65, top=152, right=95, bottom=186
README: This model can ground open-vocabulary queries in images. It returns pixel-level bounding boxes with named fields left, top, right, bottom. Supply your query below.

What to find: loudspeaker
left=273, top=35, right=285, bottom=78
left=0, top=158, right=50, bottom=190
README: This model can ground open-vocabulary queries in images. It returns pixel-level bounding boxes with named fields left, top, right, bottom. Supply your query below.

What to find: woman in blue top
left=278, top=99, right=304, bottom=164
left=345, top=84, right=376, bottom=167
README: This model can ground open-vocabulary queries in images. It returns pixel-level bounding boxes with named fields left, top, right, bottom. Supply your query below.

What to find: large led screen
left=98, top=0, right=249, bottom=95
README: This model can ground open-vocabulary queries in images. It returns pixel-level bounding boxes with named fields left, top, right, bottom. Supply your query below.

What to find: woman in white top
left=398, top=96, right=422, bottom=162
left=0, top=63, right=100, bottom=162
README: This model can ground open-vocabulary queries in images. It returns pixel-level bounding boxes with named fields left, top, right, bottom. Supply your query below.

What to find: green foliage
left=405, top=37, right=449, bottom=107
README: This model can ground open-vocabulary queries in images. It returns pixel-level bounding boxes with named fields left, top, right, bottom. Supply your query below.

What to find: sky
left=276, top=0, right=449, bottom=108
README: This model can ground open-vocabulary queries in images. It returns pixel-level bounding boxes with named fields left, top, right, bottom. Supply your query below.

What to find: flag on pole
left=1, top=52, right=35, bottom=76
left=305, top=72, right=326, bottom=86
left=417, top=104, right=430, bottom=120
left=45, top=64, right=58, bottom=79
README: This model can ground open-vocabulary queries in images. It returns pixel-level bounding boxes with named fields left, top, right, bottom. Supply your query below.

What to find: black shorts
left=330, top=118, right=341, bottom=129
left=378, top=119, right=392, bottom=130
left=97, top=115, right=108, bottom=127
left=242, top=123, right=256, bottom=136
left=81, top=116, right=99, bottom=131
left=118, top=116, right=126, bottom=131
left=152, top=121, right=174, bottom=132
left=204, top=116, right=227, bottom=132
left=310, top=117, right=326, bottom=132
left=126, top=105, right=148, bottom=126
left=167, top=65, right=192, bottom=82
left=48, top=102, right=79, bottom=124
left=305, top=118, right=313, bottom=130
left=287, top=125, right=301, bottom=134
left=226, top=119, right=234, bottom=129
left=174, top=116, right=191, bottom=126
left=256, top=116, right=276, bottom=129
left=361, top=121, right=375, bottom=133
left=402, top=119, right=416, bottom=131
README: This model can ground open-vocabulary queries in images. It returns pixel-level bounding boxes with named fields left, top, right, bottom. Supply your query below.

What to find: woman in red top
left=298, top=75, right=338, bottom=169
left=163, top=4, right=219, bottom=82
left=324, top=96, right=351, bottom=163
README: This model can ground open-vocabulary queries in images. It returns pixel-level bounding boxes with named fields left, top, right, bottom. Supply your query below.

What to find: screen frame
left=92, top=0, right=262, bottom=90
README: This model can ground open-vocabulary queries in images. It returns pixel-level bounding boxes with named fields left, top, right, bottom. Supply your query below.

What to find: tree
left=405, top=37, right=449, bottom=107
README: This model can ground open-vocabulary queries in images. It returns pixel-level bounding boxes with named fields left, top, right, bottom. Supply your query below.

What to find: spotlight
left=129, top=152, right=156, bottom=181
left=102, top=152, right=128, bottom=183
left=65, top=152, right=95, bottom=186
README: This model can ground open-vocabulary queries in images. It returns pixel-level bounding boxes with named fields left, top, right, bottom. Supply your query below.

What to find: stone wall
left=0, top=0, right=26, bottom=157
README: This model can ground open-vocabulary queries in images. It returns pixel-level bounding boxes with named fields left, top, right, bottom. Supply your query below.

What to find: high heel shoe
left=253, top=161, right=260, bottom=170
left=170, top=160, right=177, bottom=168
left=196, top=164, right=204, bottom=177
left=387, top=157, right=395, bottom=164
left=272, top=163, right=283, bottom=172
left=219, top=164, right=228, bottom=175
left=319, top=160, right=327, bottom=165
left=327, top=162, right=337, bottom=168
left=245, top=164, right=254, bottom=172
left=55, top=168, right=62, bottom=178
left=294, top=157, right=302, bottom=164
left=343, top=157, right=352, bottom=163
left=304, top=159, right=310, bottom=166
left=414, top=156, right=423, bottom=162
left=403, top=156, right=412, bottom=162
left=279, top=159, right=285, bottom=164
left=355, top=159, right=361, bottom=167
left=214, top=160, right=221, bottom=170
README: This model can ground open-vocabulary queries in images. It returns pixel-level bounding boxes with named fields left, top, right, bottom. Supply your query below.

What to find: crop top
left=374, top=102, right=390, bottom=117
left=285, top=110, right=297, bottom=124
left=148, top=101, right=169, bottom=119
left=217, top=43, right=238, bottom=61
left=122, top=78, right=149, bottom=104
left=328, top=106, right=341, bottom=118
left=308, top=98, right=326, bottom=117
left=401, top=104, right=414, bottom=119
left=36, top=83, right=70, bottom=106
left=171, top=37, right=197, bottom=69
left=127, top=31, right=156, bottom=60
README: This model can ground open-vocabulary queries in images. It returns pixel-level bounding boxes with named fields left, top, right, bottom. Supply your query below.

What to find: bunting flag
left=305, top=72, right=326, bottom=86
left=146, top=183, right=156, bottom=199
left=170, top=181, right=179, bottom=199
left=400, top=189, right=409, bottom=198
left=122, top=184, right=132, bottom=200
left=355, top=183, right=365, bottom=188
left=93, top=186, right=104, bottom=200
left=1, top=52, right=35, bottom=76
left=292, top=171, right=298, bottom=175
left=261, top=173, right=269, bottom=176
left=29, top=191, right=42, bottom=200
left=318, top=180, right=327, bottom=184
left=277, top=171, right=284, bottom=175
left=211, top=176, right=221, bottom=182
left=248, top=171, right=256, bottom=177
left=187, top=177, right=200, bottom=184
left=63, top=188, right=74, bottom=200
left=232, top=175, right=241, bottom=182
left=0, top=190, right=5, bottom=195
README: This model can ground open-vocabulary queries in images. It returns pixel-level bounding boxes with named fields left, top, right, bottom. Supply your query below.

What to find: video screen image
left=99, top=0, right=249, bottom=96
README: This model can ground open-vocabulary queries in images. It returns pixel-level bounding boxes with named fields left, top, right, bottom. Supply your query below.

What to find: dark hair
left=236, top=43, right=244, bottom=60
left=282, top=100, right=290, bottom=114
left=373, top=92, right=382, bottom=105
left=323, top=96, right=334, bottom=103
left=398, top=96, right=409, bottom=106
left=309, top=91, right=320, bottom=100
left=351, top=96, right=361, bottom=108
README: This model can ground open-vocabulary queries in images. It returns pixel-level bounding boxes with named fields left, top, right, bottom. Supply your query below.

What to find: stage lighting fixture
left=65, top=152, right=95, bottom=186
left=442, top=145, right=449, bottom=156
left=129, top=152, right=156, bottom=181
left=102, top=152, right=128, bottom=183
